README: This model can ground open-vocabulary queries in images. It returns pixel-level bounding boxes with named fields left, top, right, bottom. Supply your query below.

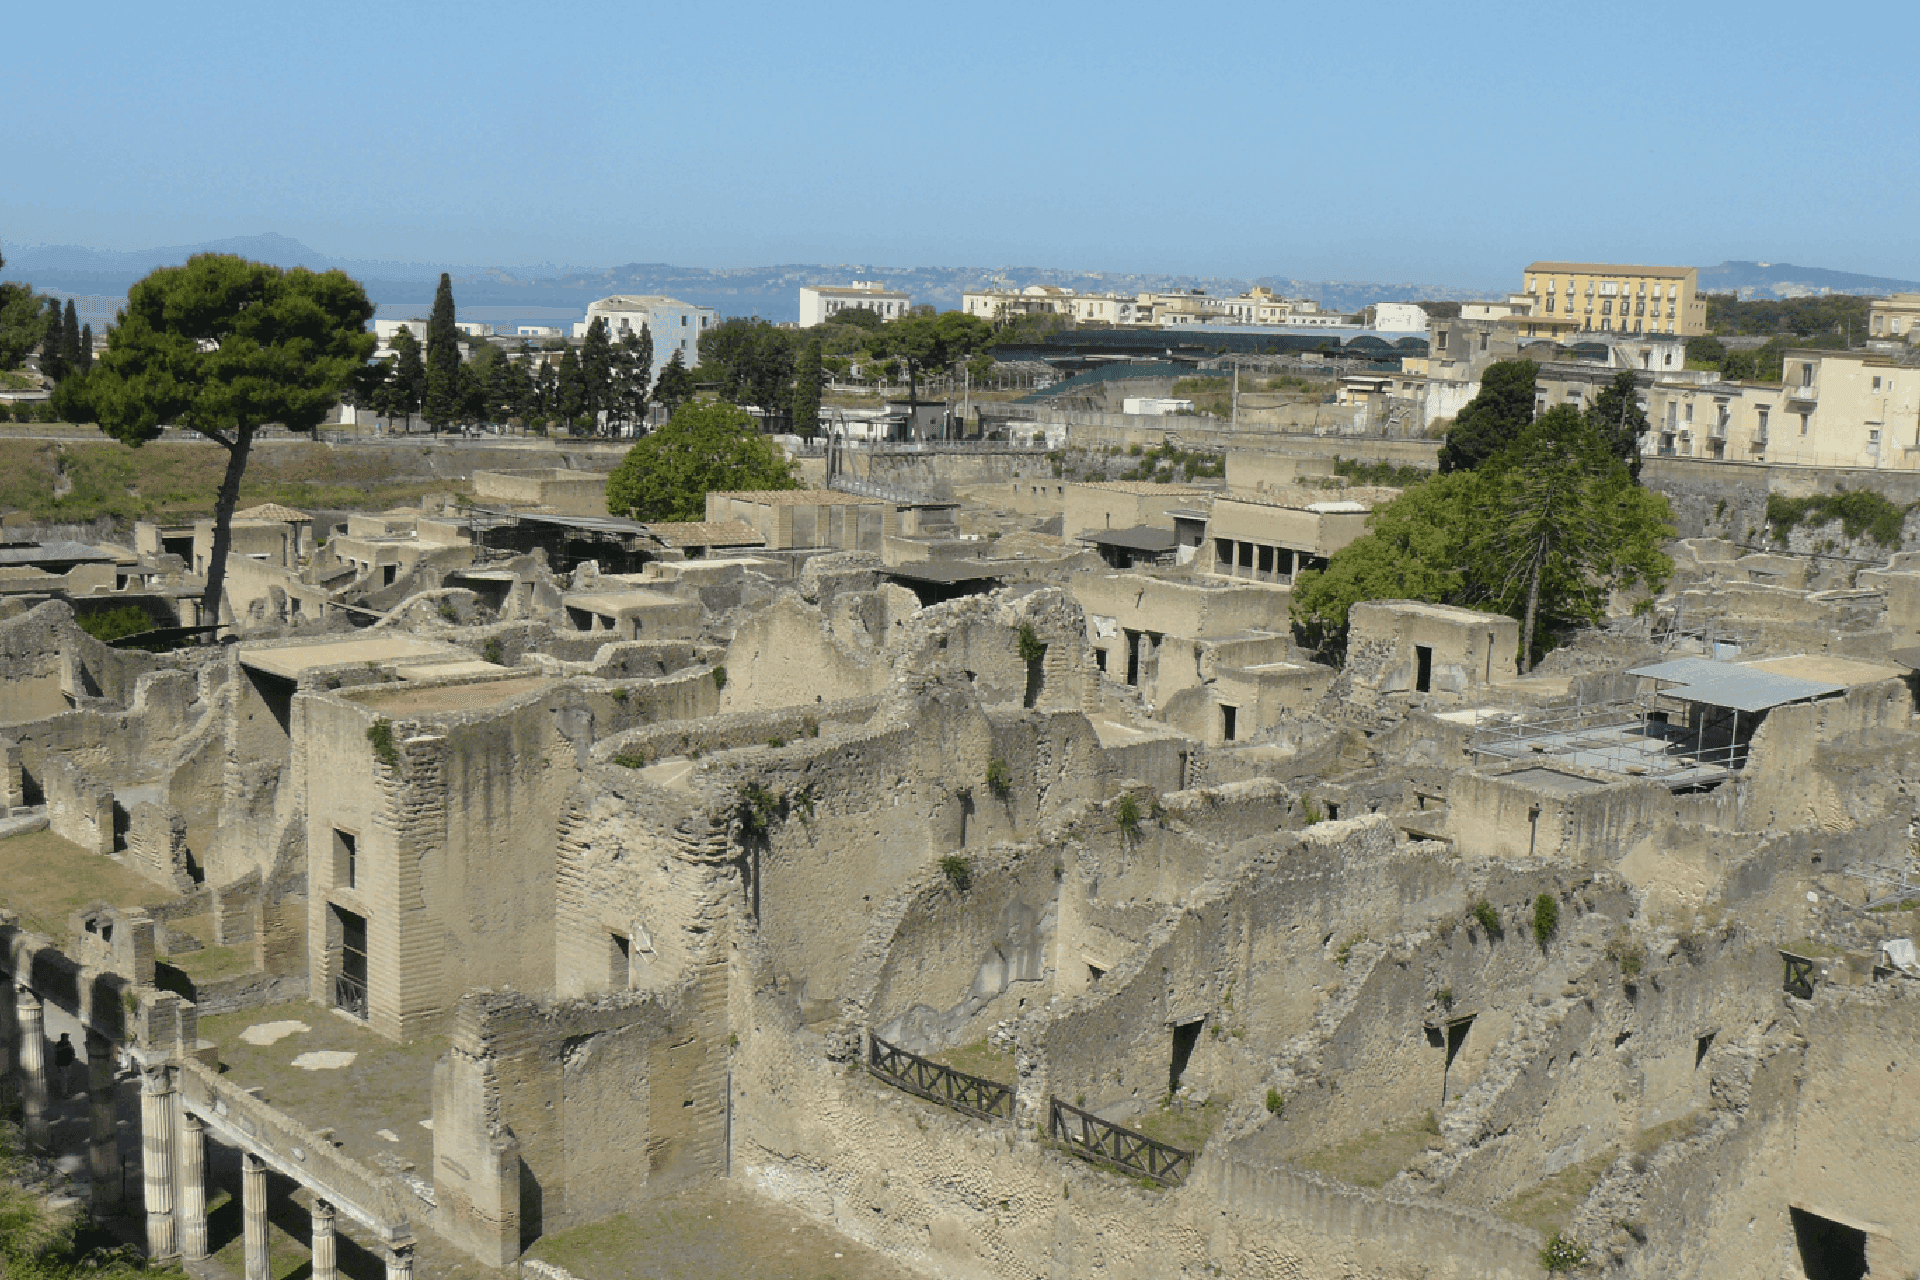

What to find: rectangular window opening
left=1415, top=644, right=1433, bottom=694
left=333, top=828, right=358, bottom=890
left=332, top=905, right=369, bottom=1019
left=609, top=931, right=631, bottom=989
left=1220, top=704, right=1237, bottom=742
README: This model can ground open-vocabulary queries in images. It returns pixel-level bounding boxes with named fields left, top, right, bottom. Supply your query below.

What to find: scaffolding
left=1469, top=697, right=1746, bottom=789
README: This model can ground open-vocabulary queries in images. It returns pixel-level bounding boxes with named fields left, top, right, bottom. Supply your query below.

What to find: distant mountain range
left=6, top=235, right=1915, bottom=322
left=1697, top=260, right=1920, bottom=299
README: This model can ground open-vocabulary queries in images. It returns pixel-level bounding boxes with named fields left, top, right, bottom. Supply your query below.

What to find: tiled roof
left=643, top=519, right=765, bottom=548
left=710, top=490, right=887, bottom=506
left=233, top=503, right=312, bottom=522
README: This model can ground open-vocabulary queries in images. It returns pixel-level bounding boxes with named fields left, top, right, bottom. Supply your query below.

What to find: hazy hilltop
left=3, top=233, right=1494, bottom=320
left=1698, top=259, right=1920, bottom=299
left=9, top=235, right=1918, bottom=320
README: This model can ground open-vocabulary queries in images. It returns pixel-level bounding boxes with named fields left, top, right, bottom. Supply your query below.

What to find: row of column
left=5, top=982, right=120, bottom=1214
left=1, top=984, right=408, bottom=1280
left=141, top=1065, right=411, bottom=1280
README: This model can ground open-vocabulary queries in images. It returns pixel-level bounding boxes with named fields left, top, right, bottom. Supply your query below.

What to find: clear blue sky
left=5, top=0, right=1916, bottom=286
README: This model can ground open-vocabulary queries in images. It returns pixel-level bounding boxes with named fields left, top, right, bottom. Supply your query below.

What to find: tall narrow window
left=1220, top=704, right=1237, bottom=742
left=333, top=828, right=358, bottom=890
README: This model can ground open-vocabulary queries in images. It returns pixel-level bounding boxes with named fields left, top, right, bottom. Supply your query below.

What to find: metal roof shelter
left=1627, top=657, right=1843, bottom=713
left=1077, top=526, right=1178, bottom=553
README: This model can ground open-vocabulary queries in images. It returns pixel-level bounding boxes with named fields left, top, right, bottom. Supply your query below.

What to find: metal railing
left=1781, top=951, right=1816, bottom=1000
left=866, top=1034, right=1013, bottom=1121
left=1047, top=1097, right=1193, bottom=1187
left=827, top=475, right=940, bottom=504
left=334, top=972, right=369, bottom=1019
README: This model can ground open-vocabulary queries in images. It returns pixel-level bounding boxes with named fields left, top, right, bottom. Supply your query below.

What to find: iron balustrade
left=1047, top=1096, right=1193, bottom=1187
left=866, top=1034, right=1013, bottom=1121
left=333, top=972, right=369, bottom=1019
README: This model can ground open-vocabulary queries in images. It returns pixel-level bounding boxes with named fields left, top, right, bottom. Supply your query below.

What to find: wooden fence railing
left=1781, top=951, right=1817, bottom=1000
left=1048, top=1096, right=1193, bottom=1187
left=866, top=1033, right=1014, bottom=1121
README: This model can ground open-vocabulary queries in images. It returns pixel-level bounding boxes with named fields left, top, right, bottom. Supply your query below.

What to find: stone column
left=384, top=1242, right=414, bottom=1280
left=310, top=1200, right=337, bottom=1280
left=17, top=982, right=49, bottom=1151
left=0, top=976, right=15, bottom=1111
left=18, top=987, right=49, bottom=1149
left=87, top=1031, right=118, bottom=1211
left=242, top=1151, right=269, bottom=1280
left=139, top=1064, right=177, bottom=1259
left=178, top=1110, right=208, bottom=1262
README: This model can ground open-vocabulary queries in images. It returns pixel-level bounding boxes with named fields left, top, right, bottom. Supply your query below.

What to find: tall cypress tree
left=40, top=299, right=66, bottom=383
left=76, top=323, right=93, bottom=375
left=790, top=334, right=823, bottom=439
left=423, top=273, right=461, bottom=430
left=390, top=328, right=427, bottom=431
left=61, top=300, right=82, bottom=371
left=579, top=316, right=613, bottom=429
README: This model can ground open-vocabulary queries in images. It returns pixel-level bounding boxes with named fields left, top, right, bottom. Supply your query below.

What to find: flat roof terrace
left=239, top=635, right=470, bottom=680
left=344, top=675, right=555, bottom=716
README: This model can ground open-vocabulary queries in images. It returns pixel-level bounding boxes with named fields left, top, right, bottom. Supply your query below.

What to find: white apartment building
left=578, top=296, right=717, bottom=387
left=1371, top=303, right=1430, bottom=334
left=799, top=281, right=912, bottom=327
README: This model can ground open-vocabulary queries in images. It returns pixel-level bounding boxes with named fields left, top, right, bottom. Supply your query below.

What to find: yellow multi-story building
left=1522, top=262, right=1707, bottom=336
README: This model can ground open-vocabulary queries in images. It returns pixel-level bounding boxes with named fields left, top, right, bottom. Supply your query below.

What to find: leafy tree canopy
left=1438, top=359, right=1537, bottom=473
left=1295, top=407, right=1673, bottom=668
left=1586, top=369, right=1649, bottom=480
left=698, top=317, right=794, bottom=411
left=869, top=310, right=992, bottom=400
left=826, top=307, right=884, bottom=331
left=605, top=400, right=799, bottom=522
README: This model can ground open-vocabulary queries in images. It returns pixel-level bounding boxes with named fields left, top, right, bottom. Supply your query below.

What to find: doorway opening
left=332, top=905, right=369, bottom=1019
left=1169, top=1019, right=1204, bottom=1093
left=1789, top=1207, right=1867, bottom=1280
left=1415, top=645, right=1433, bottom=693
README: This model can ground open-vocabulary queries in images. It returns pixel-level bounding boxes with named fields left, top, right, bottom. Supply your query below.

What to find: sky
left=4, top=0, right=1917, bottom=287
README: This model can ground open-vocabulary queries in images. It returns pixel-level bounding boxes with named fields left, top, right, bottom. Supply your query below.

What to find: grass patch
left=931, top=1037, right=1013, bottom=1083
left=1631, top=1112, right=1702, bottom=1158
left=1296, top=1113, right=1445, bottom=1189
left=1788, top=937, right=1844, bottom=958
left=0, top=828, right=168, bottom=938
left=1496, top=1148, right=1615, bottom=1237
left=164, top=941, right=252, bottom=984
left=1135, top=1095, right=1228, bottom=1155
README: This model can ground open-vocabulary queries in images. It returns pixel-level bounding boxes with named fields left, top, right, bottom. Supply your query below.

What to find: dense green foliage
left=74, top=604, right=159, bottom=643
left=869, top=311, right=993, bottom=401
left=1438, top=360, right=1538, bottom=473
left=1703, top=292, right=1869, bottom=343
left=790, top=334, right=823, bottom=439
left=1333, top=456, right=1431, bottom=487
left=1, top=1123, right=185, bottom=1280
left=652, top=350, right=696, bottom=415
left=67, top=254, right=375, bottom=624
left=1685, top=334, right=1790, bottom=382
left=699, top=318, right=795, bottom=413
left=0, top=259, right=52, bottom=371
left=1765, top=489, right=1911, bottom=547
left=604, top=400, right=798, bottom=521
left=1588, top=370, right=1649, bottom=480
left=1295, top=407, right=1673, bottom=668
left=1533, top=894, right=1559, bottom=947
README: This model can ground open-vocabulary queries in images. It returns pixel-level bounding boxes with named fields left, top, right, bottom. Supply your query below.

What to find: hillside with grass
left=0, top=439, right=468, bottom=524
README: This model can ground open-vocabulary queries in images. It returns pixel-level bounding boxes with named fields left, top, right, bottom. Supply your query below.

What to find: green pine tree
left=579, top=316, right=614, bottom=430
left=389, top=328, right=427, bottom=431
left=61, top=300, right=82, bottom=371
left=76, top=322, right=93, bottom=375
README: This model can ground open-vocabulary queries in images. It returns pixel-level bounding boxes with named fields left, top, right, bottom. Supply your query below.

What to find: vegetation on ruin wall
left=1, top=1124, right=184, bottom=1280
left=0, top=439, right=461, bottom=524
left=1333, top=456, right=1431, bottom=487
left=1765, top=489, right=1911, bottom=548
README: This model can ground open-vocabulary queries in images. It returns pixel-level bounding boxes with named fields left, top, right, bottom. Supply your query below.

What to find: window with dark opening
left=1220, top=704, right=1237, bottom=742
left=334, top=828, right=358, bottom=889
left=1415, top=644, right=1433, bottom=693
left=383, top=564, right=398, bottom=586
left=1327, top=802, right=1340, bottom=820
left=1094, top=649, right=1107, bottom=673
left=1790, top=1207, right=1867, bottom=1280
left=1087, top=964, right=1105, bottom=983
left=1169, top=1019, right=1204, bottom=1093
left=609, top=932, right=631, bottom=989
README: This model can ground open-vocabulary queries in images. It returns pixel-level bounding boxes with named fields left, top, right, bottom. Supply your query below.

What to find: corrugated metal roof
left=1078, top=526, right=1179, bottom=552
left=1628, top=657, right=1843, bottom=712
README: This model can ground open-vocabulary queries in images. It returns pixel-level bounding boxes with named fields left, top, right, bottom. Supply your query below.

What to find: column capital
left=140, top=1062, right=173, bottom=1097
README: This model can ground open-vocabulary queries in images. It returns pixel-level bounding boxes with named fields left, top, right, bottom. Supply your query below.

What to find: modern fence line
left=866, top=1033, right=1014, bottom=1121
left=862, top=1031, right=1196, bottom=1188
left=1047, top=1096, right=1194, bottom=1187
